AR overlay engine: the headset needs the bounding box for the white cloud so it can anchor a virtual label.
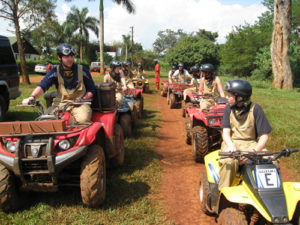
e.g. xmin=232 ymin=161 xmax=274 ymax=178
xmin=55 ymin=3 xmax=71 ymax=23
xmin=102 ymin=0 xmax=267 ymax=49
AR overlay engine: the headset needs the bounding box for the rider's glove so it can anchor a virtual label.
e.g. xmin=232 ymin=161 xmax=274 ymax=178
xmin=22 ymin=96 xmax=35 ymax=105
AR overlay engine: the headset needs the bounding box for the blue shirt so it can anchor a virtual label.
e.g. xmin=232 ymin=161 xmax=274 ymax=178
xmin=38 ymin=64 xmax=95 ymax=95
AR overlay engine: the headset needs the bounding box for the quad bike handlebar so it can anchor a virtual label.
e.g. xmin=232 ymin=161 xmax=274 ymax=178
xmin=218 ymin=148 xmax=298 ymax=163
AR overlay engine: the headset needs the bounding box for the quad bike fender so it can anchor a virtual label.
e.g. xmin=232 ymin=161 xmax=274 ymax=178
xmin=283 ymin=182 xmax=300 ymax=220
xmin=193 ymin=113 xmax=208 ymax=126
xmin=92 ymin=111 xmax=116 ymax=137
xmin=204 ymin=150 xmax=220 ymax=184
xmin=219 ymin=183 xmax=272 ymax=222
xmin=135 ymin=89 xmax=143 ymax=96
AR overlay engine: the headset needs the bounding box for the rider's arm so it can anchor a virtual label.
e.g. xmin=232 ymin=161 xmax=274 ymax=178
xmin=30 ymin=86 xmax=45 ymax=99
xmin=216 ymin=76 xmax=225 ymax=97
xmin=198 ymin=78 xmax=205 ymax=94
xmin=83 ymin=67 xmax=95 ymax=97
xmin=255 ymin=134 xmax=269 ymax=152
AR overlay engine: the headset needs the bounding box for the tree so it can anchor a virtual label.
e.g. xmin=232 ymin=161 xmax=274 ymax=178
xmin=121 ymin=34 xmax=131 ymax=60
xmin=271 ymin=0 xmax=293 ymax=89
xmin=99 ymin=0 xmax=135 ymax=74
xmin=65 ymin=6 xmax=99 ymax=62
xmin=0 ymin=0 xmax=56 ymax=84
xmin=195 ymin=29 xmax=218 ymax=42
xmin=166 ymin=36 xmax=220 ymax=69
xmin=153 ymin=29 xmax=187 ymax=56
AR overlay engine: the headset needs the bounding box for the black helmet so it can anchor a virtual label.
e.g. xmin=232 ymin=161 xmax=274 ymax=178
xmin=224 ymin=79 xmax=252 ymax=99
xmin=110 ymin=60 xmax=121 ymax=69
xmin=191 ymin=65 xmax=199 ymax=72
xmin=122 ymin=60 xmax=131 ymax=67
xmin=171 ymin=65 xmax=177 ymax=70
xmin=200 ymin=63 xmax=215 ymax=72
xmin=57 ymin=43 xmax=76 ymax=57
xmin=178 ymin=62 xmax=184 ymax=67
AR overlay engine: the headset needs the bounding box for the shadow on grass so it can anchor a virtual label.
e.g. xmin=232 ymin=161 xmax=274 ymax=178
xmin=6 ymin=111 xmax=39 ymax=121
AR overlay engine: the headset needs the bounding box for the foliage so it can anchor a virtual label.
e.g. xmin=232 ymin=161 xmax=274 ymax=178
xmin=194 ymin=29 xmax=218 ymax=42
xmin=165 ymin=35 xmax=220 ymax=69
xmin=134 ymin=50 xmax=159 ymax=70
xmin=290 ymin=43 xmax=300 ymax=85
xmin=251 ymin=46 xmax=272 ymax=80
xmin=153 ymin=29 xmax=187 ymax=56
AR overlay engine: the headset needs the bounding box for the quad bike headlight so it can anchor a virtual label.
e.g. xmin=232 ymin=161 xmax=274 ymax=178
xmin=58 ymin=140 xmax=71 ymax=150
xmin=6 ymin=141 xmax=17 ymax=153
xmin=208 ymin=119 xmax=217 ymax=125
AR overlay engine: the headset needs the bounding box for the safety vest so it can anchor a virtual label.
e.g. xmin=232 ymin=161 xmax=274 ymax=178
xmin=204 ymin=77 xmax=218 ymax=96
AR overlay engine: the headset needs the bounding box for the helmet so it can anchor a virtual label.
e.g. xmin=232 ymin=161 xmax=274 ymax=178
xmin=178 ymin=62 xmax=184 ymax=67
xmin=110 ymin=60 xmax=121 ymax=69
xmin=137 ymin=62 xmax=142 ymax=66
xmin=122 ymin=60 xmax=131 ymax=67
xmin=153 ymin=59 xmax=158 ymax=63
xmin=191 ymin=65 xmax=199 ymax=72
xmin=171 ymin=65 xmax=177 ymax=70
xmin=224 ymin=79 xmax=252 ymax=99
xmin=57 ymin=43 xmax=76 ymax=57
xmin=200 ymin=63 xmax=215 ymax=72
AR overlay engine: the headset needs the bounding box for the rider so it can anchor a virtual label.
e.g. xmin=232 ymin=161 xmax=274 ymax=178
xmin=22 ymin=43 xmax=95 ymax=123
xmin=104 ymin=60 xmax=127 ymax=104
xmin=122 ymin=60 xmax=134 ymax=89
xmin=154 ymin=59 xmax=160 ymax=90
xmin=183 ymin=65 xmax=201 ymax=101
xmin=198 ymin=63 xmax=224 ymax=110
xmin=168 ymin=65 xmax=177 ymax=83
xmin=135 ymin=62 xmax=146 ymax=79
xmin=172 ymin=62 xmax=191 ymax=83
xmin=219 ymin=79 xmax=272 ymax=191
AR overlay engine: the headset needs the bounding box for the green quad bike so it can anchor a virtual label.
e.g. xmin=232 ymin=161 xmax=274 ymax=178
xmin=200 ymin=149 xmax=300 ymax=225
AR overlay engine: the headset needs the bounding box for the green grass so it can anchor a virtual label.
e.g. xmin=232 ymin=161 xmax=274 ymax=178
xmin=1 ymin=79 xmax=172 ymax=224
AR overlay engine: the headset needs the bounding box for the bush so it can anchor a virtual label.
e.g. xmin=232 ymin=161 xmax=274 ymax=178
xmin=251 ymin=46 xmax=272 ymax=80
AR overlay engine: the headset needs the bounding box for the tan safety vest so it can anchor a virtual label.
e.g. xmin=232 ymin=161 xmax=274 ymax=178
xmin=54 ymin=65 xmax=85 ymax=106
xmin=203 ymin=77 xmax=218 ymax=96
xmin=178 ymin=71 xmax=186 ymax=83
xmin=105 ymin=73 xmax=123 ymax=92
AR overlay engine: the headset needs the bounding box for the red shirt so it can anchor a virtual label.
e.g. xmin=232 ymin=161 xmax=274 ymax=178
xmin=155 ymin=64 xmax=160 ymax=77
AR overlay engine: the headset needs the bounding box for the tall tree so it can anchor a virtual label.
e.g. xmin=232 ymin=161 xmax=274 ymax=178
xmin=195 ymin=29 xmax=218 ymax=42
xmin=65 ymin=6 xmax=99 ymax=62
xmin=0 ymin=0 xmax=56 ymax=84
xmin=271 ymin=0 xmax=293 ymax=89
xmin=99 ymin=0 xmax=135 ymax=74
xmin=121 ymin=34 xmax=131 ymax=60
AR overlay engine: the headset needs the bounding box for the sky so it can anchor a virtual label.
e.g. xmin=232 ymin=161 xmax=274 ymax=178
xmin=0 ymin=0 xmax=267 ymax=50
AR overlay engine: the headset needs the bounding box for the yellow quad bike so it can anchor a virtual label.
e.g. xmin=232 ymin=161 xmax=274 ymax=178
xmin=200 ymin=149 xmax=300 ymax=225
xmin=132 ymin=77 xmax=150 ymax=93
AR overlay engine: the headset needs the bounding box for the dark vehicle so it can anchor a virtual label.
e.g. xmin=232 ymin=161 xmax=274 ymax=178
xmin=0 ymin=35 xmax=21 ymax=121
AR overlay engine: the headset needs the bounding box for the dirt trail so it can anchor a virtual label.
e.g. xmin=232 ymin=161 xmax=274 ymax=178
xmin=154 ymin=93 xmax=217 ymax=225
xmin=153 ymin=91 xmax=295 ymax=225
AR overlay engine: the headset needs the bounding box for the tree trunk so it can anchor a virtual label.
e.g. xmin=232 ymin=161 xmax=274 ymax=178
xmin=271 ymin=0 xmax=293 ymax=89
xmin=99 ymin=0 xmax=105 ymax=74
xmin=14 ymin=16 xmax=30 ymax=84
xmin=125 ymin=45 xmax=128 ymax=60
xmin=80 ymin=40 xmax=83 ymax=63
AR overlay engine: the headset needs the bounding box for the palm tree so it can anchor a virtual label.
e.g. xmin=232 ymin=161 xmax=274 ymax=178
xmin=65 ymin=7 xmax=99 ymax=62
xmin=99 ymin=0 xmax=135 ymax=73
xmin=122 ymin=34 xmax=131 ymax=60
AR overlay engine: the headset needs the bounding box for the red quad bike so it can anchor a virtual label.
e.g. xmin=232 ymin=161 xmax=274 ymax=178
xmin=167 ymin=82 xmax=192 ymax=109
xmin=182 ymin=91 xmax=201 ymax=117
xmin=124 ymin=88 xmax=144 ymax=118
xmin=0 ymin=82 xmax=125 ymax=212
xmin=160 ymin=81 xmax=169 ymax=97
xmin=185 ymin=96 xmax=227 ymax=163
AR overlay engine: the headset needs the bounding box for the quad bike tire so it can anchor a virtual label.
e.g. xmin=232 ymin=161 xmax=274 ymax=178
xmin=120 ymin=113 xmax=132 ymax=137
xmin=0 ymin=95 xmax=7 ymax=122
xmin=135 ymin=100 xmax=142 ymax=118
xmin=169 ymin=93 xmax=176 ymax=109
xmin=131 ymin=105 xmax=138 ymax=127
xmin=185 ymin=117 xmax=192 ymax=145
xmin=199 ymin=173 xmax=215 ymax=215
xmin=292 ymin=203 xmax=300 ymax=225
xmin=80 ymin=144 xmax=106 ymax=207
xmin=218 ymin=208 xmax=248 ymax=225
xmin=192 ymin=126 xmax=209 ymax=163
xmin=144 ymin=84 xmax=149 ymax=93
xmin=0 ymin=163 xmax=21 ymax=212
xmin=182 ymin=102 xmax=193 ymax=118
xmin=167 ymin=90 xmax=170 ymax=105
xmin=111 ymin=123 xmax=125 ymax=167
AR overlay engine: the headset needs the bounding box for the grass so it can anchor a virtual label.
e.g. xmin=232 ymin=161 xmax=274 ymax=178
xmin=1 ymin=78 xmax=172 ymax=224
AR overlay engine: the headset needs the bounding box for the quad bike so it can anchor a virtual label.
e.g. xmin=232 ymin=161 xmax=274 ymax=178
xmin=132 ymin=77 xmax=150 ymax=93
xmin=167 ymin=82 xmax=192 ymax=109
xmin=182 ymin=91 xmax=201 ymax=117
xmin=117 ymin=94 xmax=138 ymax=138
xmin=0 ymin=82 xmax=125 ymax=211
xmin=185 ymin=95 xmax=227 ymax=162
xmin=124 ymin=88 xmax=144 ymax=118
xmin=160 ymin=81 xmax=169 ymax=97
xmin=200 ymin=149 xmax=300 ymax=225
